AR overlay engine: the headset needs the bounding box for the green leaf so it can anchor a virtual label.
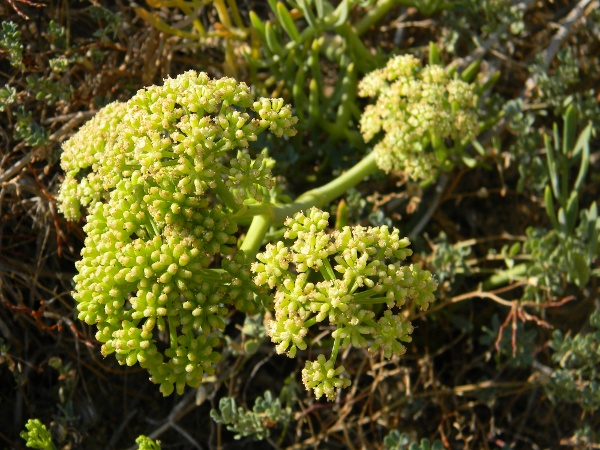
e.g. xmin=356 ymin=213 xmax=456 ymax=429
xmin=461 ymin=155 xmax=478 ymax=168
xmin=326 ymin=0 xmax=350 ymax=27
xmin=283 ymin=47 xmax=300 ymax=83
xmin=0 ymin=21 xmax=23 ymax=68
xmin=571 ymin=252 xmax=590 ymax=287
xmin=267 ymin=0 xmax=278 ymax=14
xmin=249 ymin=10 xmax=266 ymax=40
xmin=509 ymin=242 xmax=521 ymax=257
xmin=264 ymin=22 xmax=284 ymax=55
xmin=308 ymin=78 xmax=320 ymax=124
xmin=335 ymin=62 xmax=357 ymax=127
xmin=473 ymin=69 xmax=500 ymax=95
xmin=544 ymin=134 xmax=561 ymax=204
xmin=564 ymin=191 xmax=579 ymax=236
xmin=428 ymin=41 xmax=441 ymax=65
xmin=276 ymin=2 xmax=301 ymax=43
xmin=558 ymin=207 xmax=568 ymax=235
xmin=315 ymin=0 xmax=325 ymax=18
xmin=292 ymin=65 xmax=307 ymax=121
xmin=552 ymin=121 xmax=560 ymax=156
xmin=297 ymin=0 xmax=319 ymax=29
xmin=586 ymin=205 xmax=599 ymax=259
xmin=309 ymin=37 xmax=324 ymax=86
xmin=562 ymin=104 xmax=577 ymax=156
xmin=461 ymin=60 xmax=480 ymax=83
xmin=544 ymin=185 xmax=559 ymax=231
xmin=335 ymin=199 xmax=348 ymax=229
xmin=573 ymin=124 xmax=591 ymax=192
xmin=244 ymin=339 xmax=260 ymax=355
xmin=572 ymin=123 xmax=592 ymax=158
xmin=471 ymin=139 xmax=486 ymax=155
xmin=220 ymin=397 xmax=236 ymax=423
xmin=0 ymin=84 xmax=16 ymax=112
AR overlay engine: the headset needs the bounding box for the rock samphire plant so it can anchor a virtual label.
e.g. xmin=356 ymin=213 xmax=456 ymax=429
xmin=58 ymin=55 xmax=478 ymax=399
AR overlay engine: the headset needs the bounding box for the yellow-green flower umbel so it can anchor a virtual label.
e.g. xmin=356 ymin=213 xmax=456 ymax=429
xmin=59 ymin=71 xmax=297 ymax=395
xmin=252 ymin=207 xmax=437 ymax=400
xmin=359 ymin=54 xmax=479 ymax=181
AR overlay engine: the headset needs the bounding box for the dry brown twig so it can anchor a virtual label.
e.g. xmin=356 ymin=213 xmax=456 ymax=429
xmin=5 ymin=0 xmax=46 ymax=20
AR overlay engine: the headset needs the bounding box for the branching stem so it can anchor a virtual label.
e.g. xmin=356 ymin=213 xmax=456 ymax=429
xmin=240 ymin=151 xmax=379 ymax=259
xmin=272 ymin=151 xmax=378 ymax=223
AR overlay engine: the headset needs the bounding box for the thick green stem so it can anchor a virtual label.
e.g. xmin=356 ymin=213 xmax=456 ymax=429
xmin=271 ymin=151 xmax=379 ymax=223
xmin=330 ymin=336 xmax=342 ymax=362
xmin=237 ymin=152 xmax=378 ymax=260
xmin=305 ymin=316 xmax=318 ymax=328
xmin=239 ymin=214 xmax=272 ymax=262
xmin=232 ymin=202 xmax=275 ymax=223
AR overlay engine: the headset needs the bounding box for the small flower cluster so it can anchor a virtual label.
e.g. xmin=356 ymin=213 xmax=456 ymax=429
xmin=358 ymin=55 xmax=478 ymax=181
xmin=252 ymin=207 xmax=437 ymax=400
xmin=59 ymin=71 xmax=297 ymax=395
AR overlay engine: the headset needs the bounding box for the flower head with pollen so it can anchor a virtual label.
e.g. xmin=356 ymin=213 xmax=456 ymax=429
xmin=59 ymin=71 xmax=297 ymax=395
xmin=252 ymin=207 xmax=437 ymax=400
xmin=358 ymin=55 xmax=479 ymax=181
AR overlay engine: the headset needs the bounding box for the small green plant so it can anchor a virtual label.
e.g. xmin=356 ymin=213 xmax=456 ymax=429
xmin=14 ymin=107 xmax=48 ymax=147
xmin=383 ymin=429 xmax=444 ymax=450
xmin=246 ymin=0 xmax=377 ymax=141
xmin=0 ymin=84 xmax=17 ymax=112
xmin=135 ymin=435 xmax=162 ymax=450
xmin=0 ymin=19 xmax=74 ymax=149
xmin=438 ymin=0 xmax=525 ymax=55
xmin=483 ymin=106 xmax=598 ymax=301
xmin=133 ymin=0 xmax=247 ymax=78
xmin=26 ymin=73 xmax=72 ymax=105
xmin=530 ymin=47 xmax=600 ymax=127
xmin=20 ymin=418 xmax=161 ymax=449
xmin=0 ymin=21 xmax=23 ymax=68
xmin=89 ymin=5 xmax=123 ymax=41
xmin=546 ymin=308 xmax=600 ymax=411
xmin=428 ymin=231 xmax=472 ymax=287
xmin=480 ymin=313 xmax=538 ymax=368
xmin=210 ymin=390 xmax=293 ymax=440
xmin=20 ymin=419 xmax=56 ymax=450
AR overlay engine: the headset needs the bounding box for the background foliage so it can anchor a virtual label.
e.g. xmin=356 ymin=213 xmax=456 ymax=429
xmin=0 ymin=0 xmax=599 ymax=448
